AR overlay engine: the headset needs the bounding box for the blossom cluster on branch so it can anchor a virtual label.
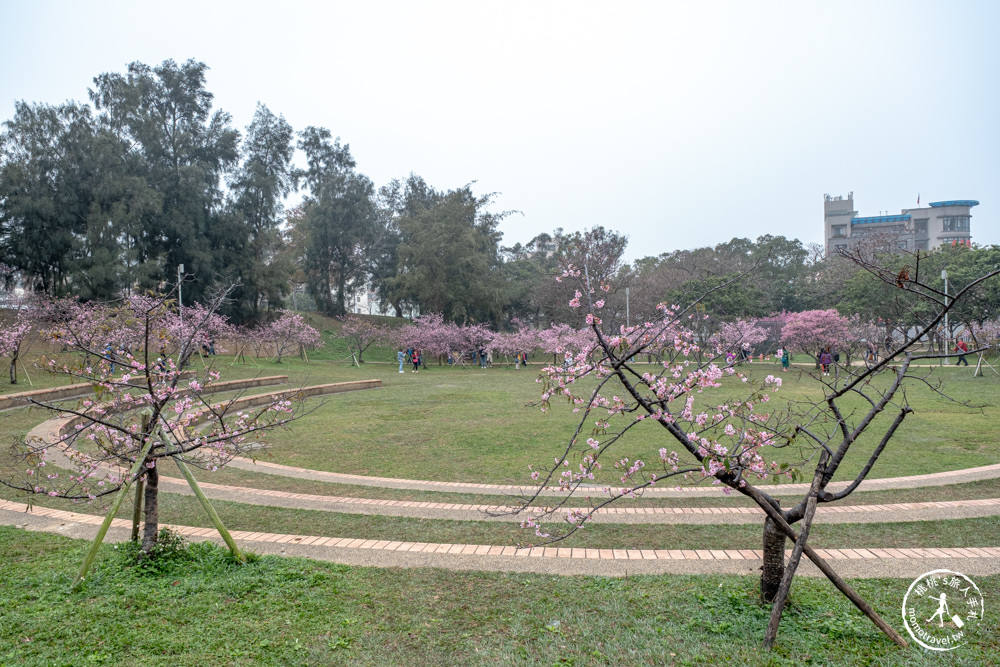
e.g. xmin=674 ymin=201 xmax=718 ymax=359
xmin=3 ymin=293 xmax=303 ymax=508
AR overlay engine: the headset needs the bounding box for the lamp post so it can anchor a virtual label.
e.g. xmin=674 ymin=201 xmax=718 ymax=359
xmin=942 ymin=269 xmax=949 ymax=363
xmin=178 ymin=264 xmax=185 ymax=326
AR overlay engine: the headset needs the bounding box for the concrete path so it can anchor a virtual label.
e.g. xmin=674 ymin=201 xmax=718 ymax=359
xmin=226 ymin=456 xmax=1000 ymax=497
xmin=155 ymin=472 xmax=1000 ymax=525
xmin=4 ymin=499 xmax=1000 ymax=578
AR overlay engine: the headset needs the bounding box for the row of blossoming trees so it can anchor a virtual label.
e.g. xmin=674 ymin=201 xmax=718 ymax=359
xmin=337 ymin=314 xmax=594 ymax=366
xmin=0 ymin=298 xmax=324 ymax=384
xmin=337 ymin=308 xmax=1000 ymax=370
xmin=5 ymin=294 xmax=998 ymax=383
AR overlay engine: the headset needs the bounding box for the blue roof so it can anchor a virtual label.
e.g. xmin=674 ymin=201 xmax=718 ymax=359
xmin=928 ymin=200 xmax=979 ymax=208
xmin=851 ymin=214 xmax=911 ymax=225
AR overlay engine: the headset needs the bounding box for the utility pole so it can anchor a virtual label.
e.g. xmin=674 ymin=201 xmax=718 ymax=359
xmin=626 ymin=287 xmax=630 ymax=329
xmin=178 ymin=264 xmax=185 ymax=326
xmin=942 ymin=269 xmax=949 ymax=364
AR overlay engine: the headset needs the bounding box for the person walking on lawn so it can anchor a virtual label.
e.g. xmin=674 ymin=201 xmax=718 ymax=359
xmin=819 ymin=347 xmax=833 ymax=376
xmin=397 ymin=348 xmax=406 ymax=373
xmin=412 ymin=349 xmax=421 ymax=373
xmin=954 ymin=338 xmax=969 ymax=366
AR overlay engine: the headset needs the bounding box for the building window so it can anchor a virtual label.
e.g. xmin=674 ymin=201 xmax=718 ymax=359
xmin=942 ymin=216 xmax=970 ymax=232
xmin=897 ymin=241 xmax=907 ymax=249
xmin=831 ymin=225 xmax=847 ymax=238
xmin=914 ymin=218 xmax=928 ymax=234
xmin=915 ymin=239 xmax=928 ymax=250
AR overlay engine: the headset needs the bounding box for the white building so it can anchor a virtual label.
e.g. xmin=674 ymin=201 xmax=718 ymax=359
xmin=825 ymin=193 xmax=977 ymax=255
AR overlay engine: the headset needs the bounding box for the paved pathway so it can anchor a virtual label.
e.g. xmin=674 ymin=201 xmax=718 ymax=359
xmin=225 ymin=457 xmax=1000 ymax=497
xmin=4 ymin=499 xmax=1000 ymax=578
xmin=155 ymin=473 xmax=1000 ymax=525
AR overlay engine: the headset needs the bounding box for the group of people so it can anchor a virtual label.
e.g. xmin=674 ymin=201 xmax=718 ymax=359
xmin=398 ymin=347 xmax=421 ymax=373
xmin=397 ymin=347 xmax=530 ymax=373
xmin=396 ymin=336 xmax=974 ymax=377
xmin=447 ymin=348 xmax=493 ymax=368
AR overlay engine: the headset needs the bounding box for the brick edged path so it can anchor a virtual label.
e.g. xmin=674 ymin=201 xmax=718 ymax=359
xmin=225 ymin=457 xmax=1000 ymax=497
xmin=154 ymin=474 xmax=1000 ymax=525
xmin=4 ymin=499 xmax=1000 ymax=578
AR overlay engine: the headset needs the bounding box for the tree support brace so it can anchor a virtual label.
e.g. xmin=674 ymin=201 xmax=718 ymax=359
xmin=71 ymin=436 xmax=156 ymax=591
xmin=742 ymin=482 xmax=908 ymax=648
xmin=172 ymin=456 xmax=245 ymax=563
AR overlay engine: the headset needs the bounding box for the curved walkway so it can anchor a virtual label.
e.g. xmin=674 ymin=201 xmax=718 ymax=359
xmin=155 ymin=473 xmax=1000 ymax=525
xmin=224 ymin=456 xmax=1000 ymax=497
xmin=3 ymin=499 xmax=1000 ymax=578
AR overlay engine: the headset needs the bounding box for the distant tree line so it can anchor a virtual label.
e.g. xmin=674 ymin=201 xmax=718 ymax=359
xmin=4 ymin=59 xmax=1000 ymax=334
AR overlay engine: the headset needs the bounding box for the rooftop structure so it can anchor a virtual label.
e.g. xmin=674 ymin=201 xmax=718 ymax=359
xmin=824 ymin=193 xmax=977 ymax=255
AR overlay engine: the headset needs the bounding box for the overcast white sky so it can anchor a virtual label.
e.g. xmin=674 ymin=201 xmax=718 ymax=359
xmin=2 ymin=0 xmax=997 ymax=260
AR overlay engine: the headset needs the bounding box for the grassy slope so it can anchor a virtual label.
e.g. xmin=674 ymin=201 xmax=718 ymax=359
xmin=2 ymin=354 xmax=998 ymax=486
xmin=245 ymin=361 xmax=999 ymax=485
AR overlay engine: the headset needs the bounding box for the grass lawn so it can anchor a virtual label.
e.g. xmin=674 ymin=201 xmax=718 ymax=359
xmin=3 ymin=343 xmax=1000 ymax=667
xmin=227 ymin=360 xmax=1000 ymax=486
xmin=3 ymin=353 xmax=999 ymax=488
xmin=1 ymin=527 xmax=997 ymax=667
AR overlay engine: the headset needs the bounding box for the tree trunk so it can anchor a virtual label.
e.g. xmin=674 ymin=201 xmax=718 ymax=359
xmin=141 ymin=464 xmax=159 ymax=551
xmin=9 ymin=349 xmax=17 ymax=384
xmin=761 ymin=512 xmax=786 ymax=602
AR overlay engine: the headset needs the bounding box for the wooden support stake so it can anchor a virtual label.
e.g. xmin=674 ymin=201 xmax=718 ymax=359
xmin=130 ymin=478 xmax=144 ymax=542
xmin=71 ymin=437 xmax=156 ymax=591
xmin=172 ymin=456 xmax=245 ymax=562
xmin=17 ymin=358 xmax=33 ymax=386
xmin=742 ymin=483 xmax=908 ymax=648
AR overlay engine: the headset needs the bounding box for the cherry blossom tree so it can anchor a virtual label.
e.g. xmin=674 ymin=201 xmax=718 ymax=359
xmin=779 ymin=309 xmax=850 ymax=361
xmin=490 ymin=319 xmax=539 ymax=366
xmin=967 ymin=318 xmax=1000 ymax=350
xmin=260 ymin=311 xmax=323 ymax=362
xmin=460 ymin=322 xmax=495 ymax=365
xmin=844 ymin=316 xmax=883 ymax=367
xmin=508 ymin=250 xmax=1000 ymax=648
xmin=536 ymin=322 xmax=594 ymax=366
xmin=1 ymin=290 xmax=305 ymax=588
xmin=395 ymin=313 xmax=463 ymax=364
xmin=174 ymin=303 xmax=236 ymax=358
xmin=338 ymin=315 xmax=389 ymax=363
xmin=0 ymin=296 xmax=36 ymax=384
xmin=712 ymin=318 xmax=768 ymax=359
